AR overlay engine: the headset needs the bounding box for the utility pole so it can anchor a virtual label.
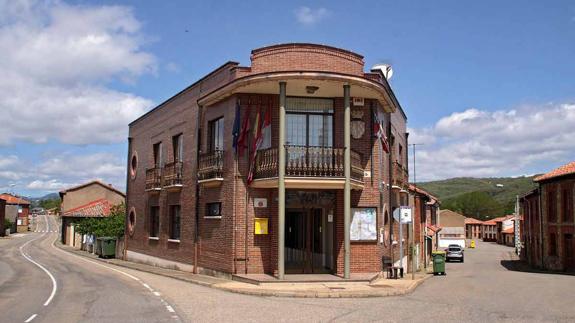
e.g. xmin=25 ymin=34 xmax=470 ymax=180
xmin=410 ymin=144 xmax=423 ymax=280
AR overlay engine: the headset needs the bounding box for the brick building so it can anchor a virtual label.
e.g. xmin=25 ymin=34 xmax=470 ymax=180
xmin=465 ymin=217 xmax=483 ymax=239
xmin=125 ymin=44 xmax=410 ymax=279
xmin=0 ymin=198 xmax=5 ymax=236
xmin=0 ymin=193 xmax=30 ymax=233
xmin=409 ymin=185 xmax=441 ymax=270
xmin=60 ymin=181 xmax=126 ymax=248
xmin=520 ymin=161 xmax=575 ymax=272
xmin=437 ymin=209 xmax=466 ymax=248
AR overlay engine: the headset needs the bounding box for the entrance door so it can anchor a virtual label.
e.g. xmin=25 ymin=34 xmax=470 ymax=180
xmin=285 ymin=209 xmax=331 ymax=274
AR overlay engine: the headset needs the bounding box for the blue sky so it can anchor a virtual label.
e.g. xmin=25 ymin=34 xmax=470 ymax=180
xmin=1 ymin=0 xmax=574 ymax=196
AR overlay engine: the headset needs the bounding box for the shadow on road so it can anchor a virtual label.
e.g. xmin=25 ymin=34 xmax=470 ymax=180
xmin=500 ymin=260 xmax=575 ymax=276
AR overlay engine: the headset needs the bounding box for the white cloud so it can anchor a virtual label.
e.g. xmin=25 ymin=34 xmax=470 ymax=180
xmin=0 ymin=151 xmax=125 ymax=194
xmin=410 ymin=103 xmax=575 ymax=181
xmin=294 ymin=6 xmax=329 ymax=25
xmin=27 ymin=179 xmax=75 ymax=191
xmin=0 ymin=0 xmax=155 ymax=145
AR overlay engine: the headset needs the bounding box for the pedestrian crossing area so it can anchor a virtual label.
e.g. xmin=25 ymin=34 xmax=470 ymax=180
xmin=35 ymin=230 xmax=59 ymax=233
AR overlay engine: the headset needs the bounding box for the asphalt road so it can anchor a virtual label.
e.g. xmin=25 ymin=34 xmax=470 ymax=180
xmin=0 ymin=215 xmax=179 ymax=323
xmin=2 ymin=217 xmax=574 ymax=322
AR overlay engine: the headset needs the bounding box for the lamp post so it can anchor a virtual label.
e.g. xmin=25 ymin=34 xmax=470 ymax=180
xmin=410 ymin=143 xmax=423 ymax=280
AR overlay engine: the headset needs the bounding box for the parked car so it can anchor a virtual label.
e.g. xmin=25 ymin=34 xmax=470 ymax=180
xmin=446 ymin=244 xmax=464 ymax=262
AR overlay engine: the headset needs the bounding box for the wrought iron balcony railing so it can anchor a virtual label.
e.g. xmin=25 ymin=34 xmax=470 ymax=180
xmin=145 ymin=167 xmax=162 ymax=191
xmin=198 ymin=150 xmax=224 ymax=181
xmin=392 ymin=161 xmax=408 ymax=188
xmin=254 ymin=145 xmax=363 ymax=182
xmin=163 ymin=161 xmax=183 ymax=187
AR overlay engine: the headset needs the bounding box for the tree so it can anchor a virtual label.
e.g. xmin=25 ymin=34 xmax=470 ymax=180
xmin=442 ymin=191 xmax=504 ymax=220
xmin=75 ymin=203 xmax=125 ymax=238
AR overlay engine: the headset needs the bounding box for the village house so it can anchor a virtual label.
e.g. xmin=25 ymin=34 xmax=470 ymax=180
xmin=465 ymin=217 xmax=483 ymax=240
xmin=494 ymin=215 xmax=515 ymax=245
xmin=521 ymin=161 xmax=574 ymax=272
xmin=125 ymin=43 xmax=413 ymax=280
xmin=0 ymin=198 xmax=5 ymax=236
xmin=0 ymin=193 xmax=30 ymax=233
xmin=60 ymin=181 xmax=125 ymax=248
xmin=409 ymin=184 xmax=441 ymax=270
xmin=481 ymin=219 xmax=497 ymax=242
xmin=437 ymin=209 xmax=466 ymax=248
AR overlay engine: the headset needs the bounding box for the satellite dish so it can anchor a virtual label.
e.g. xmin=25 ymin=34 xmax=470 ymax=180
xmin=371 ymin=64 xmax=393 ymax=80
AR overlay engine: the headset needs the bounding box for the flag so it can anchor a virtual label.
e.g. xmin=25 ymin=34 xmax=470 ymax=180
xmin=374 ymin=111 xmax=390 ymax=153
xmin=247 ymin=108 xmax=262 ymax=184
xmin=236 ymin=106 xmax=250 ymax=157
xmin=260 ymin=105 xmax=272 ymax=150
xmin=232 ymin=101 xmax=241 ymax=154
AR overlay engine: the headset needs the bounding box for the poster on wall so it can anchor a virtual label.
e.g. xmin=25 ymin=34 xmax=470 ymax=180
xmin=350 ymin=208 xmax=377 ymax=241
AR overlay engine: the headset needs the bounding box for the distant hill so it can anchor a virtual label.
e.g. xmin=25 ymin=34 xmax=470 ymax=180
xmin=27 ymin=192 xmax=60 ymax=208
xmin=418 ymin=176 xmax=538 ymax=220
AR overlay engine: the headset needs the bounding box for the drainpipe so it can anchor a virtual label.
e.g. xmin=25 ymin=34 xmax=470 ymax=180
xmin=387 ymin=112 xmax=394 ymax=266
xmin=278 ymin=82 xmax=286 ymax=280
xmin=343 ymin=84 xmax=351 ymax=279
xmin=124 ymin=137 xmax=133 ymax=260
xmin=194 ymin=102 xmax=203 ymax=274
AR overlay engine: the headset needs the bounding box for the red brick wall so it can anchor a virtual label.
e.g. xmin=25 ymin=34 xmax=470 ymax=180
xmin=126 ymin=44 xmax=409 ymax=276
xmin=250 ymin=44 xmax=365 ymax=76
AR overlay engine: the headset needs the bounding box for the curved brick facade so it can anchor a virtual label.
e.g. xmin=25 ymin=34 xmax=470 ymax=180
xmin=250 ymin=43 xmax=365 ymax=76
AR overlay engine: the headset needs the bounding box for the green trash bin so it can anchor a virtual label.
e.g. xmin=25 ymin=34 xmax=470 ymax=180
xmin=432 ymin=251 xmax=446 ymax=275
xmin=98 ymin=237 xmax=117 ymax=258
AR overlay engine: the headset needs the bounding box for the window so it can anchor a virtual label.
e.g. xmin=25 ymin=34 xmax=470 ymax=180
xmin=130 ymin=152 xmax=138 ymax=178
xmin=153 ymin=142 xmax=163 ymax=168
xmin=169 ymin=205 xmax=181 ymax=240
xmin=149 ymin=206 xmax=160 ymax=238
xmin=286 ymin=97 xmax=333 ymax=147
xmin=172 ymin=134 xmax=183 ymax=162
xmin=548 ymin=191 xmax=557 ymax=223
xmin=209 ymin=117 xmax=224 ymax=152
xmin=562 ymin=187 xmax=573 ymax=223
xmin=128 ymin=208 xmax=136 ymax=235
xmin=206 ymin=202 xmax=222 ymax=218
xmin=549 ymin=232 xmax=557 ymax=256
xmin=398 ymin=144 xmax=403 ymax=165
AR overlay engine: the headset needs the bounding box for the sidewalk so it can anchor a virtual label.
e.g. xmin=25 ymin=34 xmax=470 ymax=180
xmin=57 ymin=242 xmax=433 ymax=298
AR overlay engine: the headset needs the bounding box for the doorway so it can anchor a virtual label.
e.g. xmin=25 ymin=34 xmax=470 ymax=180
xmin=564 ymin=233 xmax=574 ymax=272
xmin=285 ymin=208 xmax=333 ymax=274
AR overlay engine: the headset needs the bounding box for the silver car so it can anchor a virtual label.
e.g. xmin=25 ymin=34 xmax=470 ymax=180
xmin=446 ymin=244 xmax=464 ymax=262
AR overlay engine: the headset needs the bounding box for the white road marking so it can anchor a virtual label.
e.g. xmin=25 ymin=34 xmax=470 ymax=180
xmin=153 ymin=291 xmax=161 ymax=296
xmin=19 ymin=215 xmax=58 ymax=307
xmin=24 ymin=314 xmax=37 ymax=322
xmin=49 ymin=229 xmax=180 ymax=321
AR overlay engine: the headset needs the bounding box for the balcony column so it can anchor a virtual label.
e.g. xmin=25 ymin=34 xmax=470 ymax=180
xmin=343 ymin=84 xmax=351 ymax=279
xmin=278 ymin=81 xmax=287 ymax=280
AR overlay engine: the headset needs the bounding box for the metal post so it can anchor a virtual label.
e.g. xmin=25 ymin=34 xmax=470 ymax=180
xmin=278 ymin=82 xmax=286 ymax=280
xmin=343 ymin=84 xmax=351 ymax=279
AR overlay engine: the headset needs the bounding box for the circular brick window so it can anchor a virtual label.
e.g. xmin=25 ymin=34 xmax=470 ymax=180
xmin=128 ymin=207 xmax=136 ymax=236
xmin=130 ymin=152 xmax=138 ymax=179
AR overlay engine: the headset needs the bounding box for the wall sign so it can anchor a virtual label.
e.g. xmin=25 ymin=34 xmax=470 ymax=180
xmin=254 ymin=198 xmax=267 ymax=208
xmin=350 ymin=208 xmax=377 ymax=241
xmin=353 ymin=97 xmax=365 ymax=106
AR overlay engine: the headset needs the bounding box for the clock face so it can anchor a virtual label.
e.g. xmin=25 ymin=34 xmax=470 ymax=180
xmin=351 ymin=120 xmax=365 ymax=139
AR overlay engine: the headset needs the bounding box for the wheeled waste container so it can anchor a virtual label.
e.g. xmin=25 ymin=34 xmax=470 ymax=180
xmin=432 ymin=251 xmax=446 ymax=275
xmin=98 ymin=237 xmax=117 ymax=258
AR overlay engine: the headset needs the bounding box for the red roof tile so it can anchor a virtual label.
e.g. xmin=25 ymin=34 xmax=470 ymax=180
xmin=62 ymin=199 xmax=113 ymax=218
xmin=534 ymin=161 xmax=575 ymax=182
xmin=502 ymin=227 xmax=514 ymax=234
xmin=0 ymin=193 xmax=30 ymax=205
xmin=465 ymin=217 xmax=484 ymax=225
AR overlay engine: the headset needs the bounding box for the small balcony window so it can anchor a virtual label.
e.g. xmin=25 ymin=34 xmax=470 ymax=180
xmin=206 ymin=202 xmax=222 ymax=219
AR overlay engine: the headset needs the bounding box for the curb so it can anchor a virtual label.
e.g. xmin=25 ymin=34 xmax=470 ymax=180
xmin=55 ymin=243 xmax=432 ymax=298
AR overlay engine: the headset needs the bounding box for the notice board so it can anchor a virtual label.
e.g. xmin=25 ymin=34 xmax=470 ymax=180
xmin=350 ymin=208 xmax=377 ymax=241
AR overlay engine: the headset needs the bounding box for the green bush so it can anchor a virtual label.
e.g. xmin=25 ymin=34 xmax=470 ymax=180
xmin=75 ymin=203 xmax=125 ymax=238
xmin=3 ymin=218 xmax=12 ymax=230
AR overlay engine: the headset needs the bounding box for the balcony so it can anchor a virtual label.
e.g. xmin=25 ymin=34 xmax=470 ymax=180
xmin=392 ymin=161 xmax=408 ymax=189
xmin=198 ymin=150 xmax=224 ymax=187
xmin=252 ymin=145 xmax=364 ymax=190
xmin=163 ymin=161 xmax=183 ymax=191
xmin=145 ymin=167 xmax=162 ymax=192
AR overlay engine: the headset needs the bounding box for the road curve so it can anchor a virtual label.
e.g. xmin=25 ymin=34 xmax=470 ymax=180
xmin=0 ymin=214 xmax=179 ymax=323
